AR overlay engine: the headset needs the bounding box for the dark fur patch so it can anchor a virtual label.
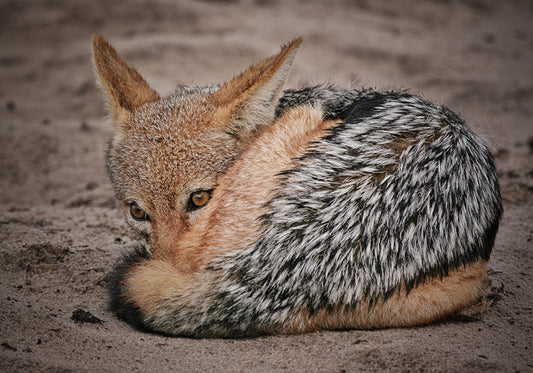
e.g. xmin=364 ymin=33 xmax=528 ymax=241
xmin=108 ymin=244 xmax=152 ymax=331
xmin=338 ymin=91 xmax=387 ymax=122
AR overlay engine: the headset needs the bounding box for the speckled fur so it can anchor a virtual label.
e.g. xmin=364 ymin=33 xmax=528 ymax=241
xmin=93 ymin=35 xmax=502 ymax=337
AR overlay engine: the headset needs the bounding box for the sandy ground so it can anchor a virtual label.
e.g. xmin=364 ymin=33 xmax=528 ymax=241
xmin=1 ymin=0 xmax=532 ymax=372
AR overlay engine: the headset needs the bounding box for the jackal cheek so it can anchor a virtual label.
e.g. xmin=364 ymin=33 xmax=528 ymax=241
xmin=185 ymin=209 xmax=203 ymax=226
xmin=127 ymin=222 xmax=152 ymax=243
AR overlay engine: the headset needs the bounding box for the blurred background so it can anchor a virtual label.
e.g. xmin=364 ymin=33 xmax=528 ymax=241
xmin=0 ymin=1 xmax=531 ymax=371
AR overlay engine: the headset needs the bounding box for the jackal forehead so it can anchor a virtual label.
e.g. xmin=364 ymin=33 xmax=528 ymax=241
xmin=169 ymin=85 xmax=220 ymax=100
xmin=107 ymin=119 xmax=238 ymax=206
xmin=107 ymin=144 xmax=216 ymax=212
xmin=109 ymin=135 xmax=220 ymax=181
xmin=128 ymin=94 xmax=217 ymax=135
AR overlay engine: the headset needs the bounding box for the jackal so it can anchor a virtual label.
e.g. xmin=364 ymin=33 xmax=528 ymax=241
xmin=92 ymin=35 xmax=502 ymax=337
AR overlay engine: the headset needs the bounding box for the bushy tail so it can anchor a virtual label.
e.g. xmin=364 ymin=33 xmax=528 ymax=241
xmin=108 ymin=245 xmax=152 ymax=332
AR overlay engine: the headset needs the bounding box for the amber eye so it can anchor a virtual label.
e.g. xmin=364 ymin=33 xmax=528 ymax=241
xmin=129 ymin=202 xmax=149 ymax=221
xmin=189 ymin=190 xmax=212 ymax=209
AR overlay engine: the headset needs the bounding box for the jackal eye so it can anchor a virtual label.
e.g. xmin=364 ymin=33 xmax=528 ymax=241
xmin=189 ymin=190 xmax=212 ymax=210
xmin=129 ymin=202 xmax=149 ymax=221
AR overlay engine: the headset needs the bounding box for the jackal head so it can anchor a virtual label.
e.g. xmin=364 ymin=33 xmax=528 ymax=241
xmin=92 ymin=35 xmax=302 ymax=256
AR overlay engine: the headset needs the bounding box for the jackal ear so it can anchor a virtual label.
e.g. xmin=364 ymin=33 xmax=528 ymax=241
xmin=92 ymin=34 xmax=160 ymax=125
xmin=212 ymin=38 xmax=303 ymax=144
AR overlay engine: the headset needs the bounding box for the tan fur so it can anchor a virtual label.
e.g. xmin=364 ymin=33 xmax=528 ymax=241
xmin=124 ymin=259 xmax=199 ymax=315
xmin=283 ymin=261 xmax=487 ymax=334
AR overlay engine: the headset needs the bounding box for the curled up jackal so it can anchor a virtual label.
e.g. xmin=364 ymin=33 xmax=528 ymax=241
xmin=92 ymin=34 xmax=502 ymax=337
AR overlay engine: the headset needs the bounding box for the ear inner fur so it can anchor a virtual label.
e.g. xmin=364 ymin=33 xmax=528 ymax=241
xmin=92 ymin=34 xmax=160 ymax=124
xmin=211 ymin=38 xmax=303 ymax=144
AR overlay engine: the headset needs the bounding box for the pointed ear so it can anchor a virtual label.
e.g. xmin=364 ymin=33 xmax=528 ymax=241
xmin=212 ymin=37 xmax=303 ymax=144
xmin=92 ymin=34 xmax=160 ymax=124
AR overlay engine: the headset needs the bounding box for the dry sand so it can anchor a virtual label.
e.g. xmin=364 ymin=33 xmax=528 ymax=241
xmin=1 ymin=0 xmax=532 ymax=371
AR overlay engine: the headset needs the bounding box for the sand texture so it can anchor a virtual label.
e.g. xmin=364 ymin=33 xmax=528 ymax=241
xmin=1 ymin=0 xmax=532 ymax=371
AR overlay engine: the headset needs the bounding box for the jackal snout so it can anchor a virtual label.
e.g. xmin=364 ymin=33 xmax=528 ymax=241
xmin=149 ymin=213 xmax=187 ymax=258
